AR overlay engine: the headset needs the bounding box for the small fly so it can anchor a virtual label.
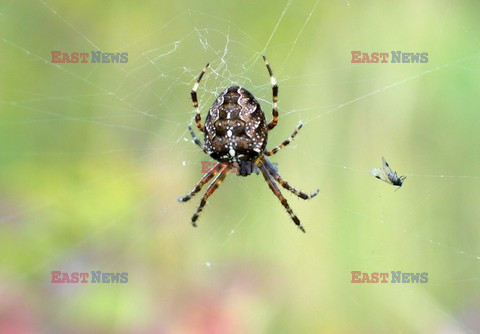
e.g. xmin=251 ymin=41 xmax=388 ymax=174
xmin=370 ymin=156 xmax=406 ymax=189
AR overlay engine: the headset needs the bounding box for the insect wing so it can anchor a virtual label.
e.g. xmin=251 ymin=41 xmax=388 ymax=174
xmin=381 ymin=156 xmax=393 ymax=175
xmin=370 ymin=167 xmax=391 ymax=184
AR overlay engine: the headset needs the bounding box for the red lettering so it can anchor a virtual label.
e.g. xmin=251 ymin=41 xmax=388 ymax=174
xmin=361 ymin=272 xmax=371 ymax=283
xmin=51 ymin=271 xmax=62 ymax=283
xmin=61 ymin=272 xmax=71 ymax=283
xmin=379 ymin=53 xmax=389 ymax=63
xmin=361 ymin=53 xmax=370 ymax=63
xmin=231 ymin=162 xmax=240 ymax=174
xmin=226 ymin=163 xmax=238 ymax=174
xmin=351 ymin=271 xmax=361 ymax=283
xmin=201 ymin=161 xmax=212 ymax=173
xmin=79 ymin=53 xmax=89 ymax=63
xmin=71 ymin=52 xmax=79 ymax=63
xmin=379 ymin=272 xmax=389 ymax=283
xmin=61 ymin=53 xmax=71 ymax=63
xmin=51 ymin=51 xmax=61 ymax=63
xmin=351 ymin=51 xmax=362 ymax=63
xmin=79 ymin=272 xmax=89 ymax=283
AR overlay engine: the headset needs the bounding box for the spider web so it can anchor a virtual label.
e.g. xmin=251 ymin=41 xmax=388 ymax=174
xmin=1 ymin=0 xmax=480 ymax=332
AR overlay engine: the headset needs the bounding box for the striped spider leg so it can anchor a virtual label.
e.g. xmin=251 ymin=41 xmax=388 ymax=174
xmin=258 ymin=155 xmax=319 ymax=232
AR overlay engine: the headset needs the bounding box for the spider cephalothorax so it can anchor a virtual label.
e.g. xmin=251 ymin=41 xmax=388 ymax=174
xmin=178 ymin=56 xmax=319 ymax=232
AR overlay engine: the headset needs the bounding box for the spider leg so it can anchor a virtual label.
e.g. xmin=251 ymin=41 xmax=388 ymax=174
xmin=191 ymin=63 xmax=210 ymax=133
xmin=261 ymin=156 xmax=319 ymax=200
xmin=191 ymin=164 xmax=228 ymax=226
xmin=259 ymin=162 xmax=305 ymax=232
xmin=188 ymin=125 xmax=215 ymax=158
xmin=264 ymin=122 xmax=303 ymax=156
xmin=188 ymin=125 xmax=203 ymax=149
xmin=262 ymin=56 xmax=278 ymax=131
xmin=177 ymin=162 xmax=222 ymax=203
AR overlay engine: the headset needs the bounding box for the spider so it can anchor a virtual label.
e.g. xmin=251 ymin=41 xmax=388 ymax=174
xmin=177 ymin=56 xmax=319 ymax=232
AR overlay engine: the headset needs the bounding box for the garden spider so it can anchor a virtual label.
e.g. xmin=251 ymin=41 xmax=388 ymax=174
xmin=178 ymin=56 xmax=319 ymax=232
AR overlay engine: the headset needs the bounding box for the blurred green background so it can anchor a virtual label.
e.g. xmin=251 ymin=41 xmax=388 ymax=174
xmin=1 ymin=0 xmax=479 ymax=333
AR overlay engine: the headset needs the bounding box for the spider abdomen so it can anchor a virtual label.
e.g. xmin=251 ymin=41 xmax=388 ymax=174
xmin=204 ymin=86 xmax=268 ymax=165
